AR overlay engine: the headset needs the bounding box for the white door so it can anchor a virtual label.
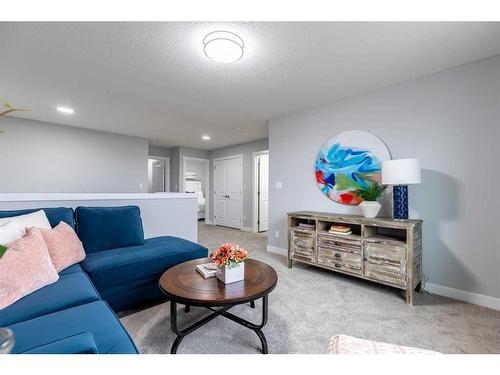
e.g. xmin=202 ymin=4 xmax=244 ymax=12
xmin=151 ymin=160 xmax=165 ymax=192
xmin=258 ymin=154 xmax=269 ymax=232
xmin=214 ymin=156 xmax=243 ymax=229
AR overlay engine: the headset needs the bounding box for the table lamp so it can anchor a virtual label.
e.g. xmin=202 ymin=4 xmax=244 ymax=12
xmin=381 ymin=158 xmax=421 ymax=220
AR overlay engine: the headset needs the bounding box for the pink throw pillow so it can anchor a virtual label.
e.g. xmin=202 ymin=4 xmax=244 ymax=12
xmin=34 ymin=222 xmax=86 ymax=273
xmin=0 ymin=228 xmax=59 ymax=309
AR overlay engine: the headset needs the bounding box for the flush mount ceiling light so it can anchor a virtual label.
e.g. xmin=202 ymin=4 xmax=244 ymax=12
xmin=202 ymin=135 xmax=211 ymax=140
xmin=203 ymin=31 xmax=244 ymax=63
xmin=56 ymin=106 xmax=74 ymax=114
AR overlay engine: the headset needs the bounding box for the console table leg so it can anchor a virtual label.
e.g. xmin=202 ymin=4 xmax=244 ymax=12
xmin=405 ymin=288 xmax=414 ymax=305
xmin=184 ymin=304 xmax=190 ymax=313
xmin=250 ymin=301 xmax=255 ymax=308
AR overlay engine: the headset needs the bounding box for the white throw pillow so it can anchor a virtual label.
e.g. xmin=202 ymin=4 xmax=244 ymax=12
xmin=0 ymin=210 xmax=52 ymax=233
xmin=0 ymin=221 xmax=25 ymax=245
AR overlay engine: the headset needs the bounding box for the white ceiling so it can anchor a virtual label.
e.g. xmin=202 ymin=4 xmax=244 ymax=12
xmin=1 ymin=22 xmax=500 ymax=150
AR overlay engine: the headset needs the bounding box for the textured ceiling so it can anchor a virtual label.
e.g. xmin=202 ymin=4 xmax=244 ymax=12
xmin=1 ymin=22 xmax=500 ymax=149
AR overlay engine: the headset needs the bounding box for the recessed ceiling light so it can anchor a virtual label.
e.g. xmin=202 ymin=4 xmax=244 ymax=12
xmin=57 ymin=106 xmax=74 ymax=114
xmin=203 ymin=31 xmax=244 ymax=63
xmin=202 ymin=135 xmax=211 ymax=140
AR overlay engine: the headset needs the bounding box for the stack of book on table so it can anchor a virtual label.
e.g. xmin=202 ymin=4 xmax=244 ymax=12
xmin=196 ymin=263 xmax=218 ymax=278
xmin=329 ymin=224 xmax=352 ymax=236
xmin=297 ymin=222 xmax=315 ymax=231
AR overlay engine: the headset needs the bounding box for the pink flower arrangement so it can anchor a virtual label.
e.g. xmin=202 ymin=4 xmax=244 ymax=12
xmin=211 ymin=243 xmax=249 ymax=269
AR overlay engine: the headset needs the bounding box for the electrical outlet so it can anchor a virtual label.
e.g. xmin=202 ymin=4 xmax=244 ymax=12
xmin=274 ymin=230 xmax=280 ymax=238
xmin=275 ymin=181 xmax=283 ymax=189
xmin=139 ymin=182 xmax=144 ymax=189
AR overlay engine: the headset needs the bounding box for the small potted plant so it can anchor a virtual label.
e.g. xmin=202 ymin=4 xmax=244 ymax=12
xmin=210 ymin=243 xmax=249 ymax=284
xmin=355 ymin=182 xmax=385 ymax=218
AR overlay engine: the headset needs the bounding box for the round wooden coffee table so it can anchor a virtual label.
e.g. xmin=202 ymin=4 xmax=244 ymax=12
xmin=159 ymin=258 xmax=278 ymax=354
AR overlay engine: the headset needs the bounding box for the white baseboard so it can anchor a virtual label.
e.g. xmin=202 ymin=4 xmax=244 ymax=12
xmin=204 ymin=220 xmax=214 ymax=225
xmin=241 ymin=226 xmax=254 ymax=232
xmin=426 ymin=283 xmax=500 ymax=311
xmin=266 ymin=245 xmax=288 ymax=256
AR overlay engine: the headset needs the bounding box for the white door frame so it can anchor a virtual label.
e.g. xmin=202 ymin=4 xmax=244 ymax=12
xmin=148 ymin=156 xmax=170 ymax=192
xmin=252 ymin=150 xmax=269 ymax=232
xmin=213 ymin=154 xmax=243 ymax=229
xmin=182 ymin=156 xmax=210 ymax=222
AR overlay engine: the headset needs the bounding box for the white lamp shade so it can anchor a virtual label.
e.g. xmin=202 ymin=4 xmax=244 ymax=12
xmin=382 ymin=158 xmax=421 ymax=185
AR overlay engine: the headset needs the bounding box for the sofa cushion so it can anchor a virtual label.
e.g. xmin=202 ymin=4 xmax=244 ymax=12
xmin=83 ymin=236 xmax=208 ymax=291
xmin=59 ymin=263 xmax=84 ymax=276
xmin=75 ymin=206 xmax=145 ymax=254
xmin=20 ymin=332 xmax=98 ymax=354
xmin=8 ymin=301 xmax=138 ymax=354
xmin=0 ymin=221 xmax=24 ymax=245
xmin=0 ymin=271 xmax=100 ymax=326
xmin=0 ymin=228 xmax=59 ymax=310
xmin=0 ymin=207 xmax=75 ymax=229
xmin=0 ymin=209 xmax=52 ymax=231
xmin=37 ymin=222 xmax=86 ymax=272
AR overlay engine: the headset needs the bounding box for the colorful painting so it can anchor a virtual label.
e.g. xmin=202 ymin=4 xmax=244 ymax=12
xmin=315 ymin=130 xmax=391 ymax=205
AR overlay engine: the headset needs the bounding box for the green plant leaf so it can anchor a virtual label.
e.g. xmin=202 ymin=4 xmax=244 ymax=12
xmin=0 ymin=245 xmax=7 ymax=259
xmin=354 ymin=182 xmax=385 ymax=201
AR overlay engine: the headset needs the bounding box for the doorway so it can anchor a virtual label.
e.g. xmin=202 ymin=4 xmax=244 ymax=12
xmin=253 ymin=151 xmax=269 ymax=232
xmin=182 ymin=157 xmax=210 ymax=222
xmin=214 ymin=155 xmax=243 ymax=229
xmin=147 ymin=157 xmax=170 ymax=193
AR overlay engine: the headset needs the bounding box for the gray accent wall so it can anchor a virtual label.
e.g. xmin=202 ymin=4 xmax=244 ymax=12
xmin=0 ymin=117 xmax=149 ymax=193
xmin=209 ymin=138 xmax=269 ymax=229
xmin=268 ymin=55 xmax=500 ymax=300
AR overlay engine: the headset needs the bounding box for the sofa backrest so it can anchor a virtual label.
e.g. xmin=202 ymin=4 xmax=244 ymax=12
xmin=0 ymin=207 xmax=76 ymax=229
xmin=75 ymin=205 xmax=145 ymax=254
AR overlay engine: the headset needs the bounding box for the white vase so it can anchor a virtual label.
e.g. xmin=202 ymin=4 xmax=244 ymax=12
xmin=359 ymin=201 xmax=381 ymax=218
xmin=216 ymin=262 xmax=245 ymax=284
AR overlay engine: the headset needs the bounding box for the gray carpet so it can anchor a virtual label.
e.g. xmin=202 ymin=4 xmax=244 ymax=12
xmin=120 ymin=222 xmax=500 ymax=354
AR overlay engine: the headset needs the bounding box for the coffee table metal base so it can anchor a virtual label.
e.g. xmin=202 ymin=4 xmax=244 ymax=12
xmin=169 ymin=295 xmax=268 ymax=354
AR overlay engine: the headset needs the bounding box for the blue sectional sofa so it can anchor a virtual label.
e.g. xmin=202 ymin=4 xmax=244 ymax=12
xmin=0 ymin=206 xmax=208 ymax=354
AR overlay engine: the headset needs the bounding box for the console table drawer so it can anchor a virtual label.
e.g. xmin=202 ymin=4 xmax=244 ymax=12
xmin=290 ymin=230 xmax=315 ymax=263
xmin=365 ymin=242 xmax=406 ymax=265
xmin=318 ymin=247 xmax=361 ymax=268
xmin=364 ymin=261 xmax=406 ymax=287
xmin=317 ymin=234 xmax=361 ymax=254
xmin=318 ymin=258 xmax=361 ymax=275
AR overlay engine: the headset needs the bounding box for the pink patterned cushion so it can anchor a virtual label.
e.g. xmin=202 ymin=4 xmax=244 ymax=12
xmin=0 ymin=228 xmax=59 ymax=309
xmin=327 ymin=335 xmax=441 ymax=354
xmin=33 ymin=222 xmax=86 ymax=273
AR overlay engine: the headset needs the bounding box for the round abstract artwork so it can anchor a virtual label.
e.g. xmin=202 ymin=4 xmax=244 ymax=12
xmin=315 ymin=130 xmax=391 ymax=205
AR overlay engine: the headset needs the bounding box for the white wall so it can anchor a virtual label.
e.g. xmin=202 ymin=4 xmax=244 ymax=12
xmin=0 ymin=117 xmax=148 ymax=193
xmin=210 ymin=138 xmax=269 ymax=228
xmin=0 ymin=193 xmax=198 ymax=242
xmin=268 ymin=55 xmax=500 ymax=304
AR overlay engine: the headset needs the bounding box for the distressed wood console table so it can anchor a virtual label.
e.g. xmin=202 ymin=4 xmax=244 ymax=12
xmin=287 ymin=211 xmax=422 ymax=304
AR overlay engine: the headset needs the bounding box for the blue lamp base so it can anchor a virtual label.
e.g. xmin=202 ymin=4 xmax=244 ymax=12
xmin=393 ymin=185 xmax=409 ymax=220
